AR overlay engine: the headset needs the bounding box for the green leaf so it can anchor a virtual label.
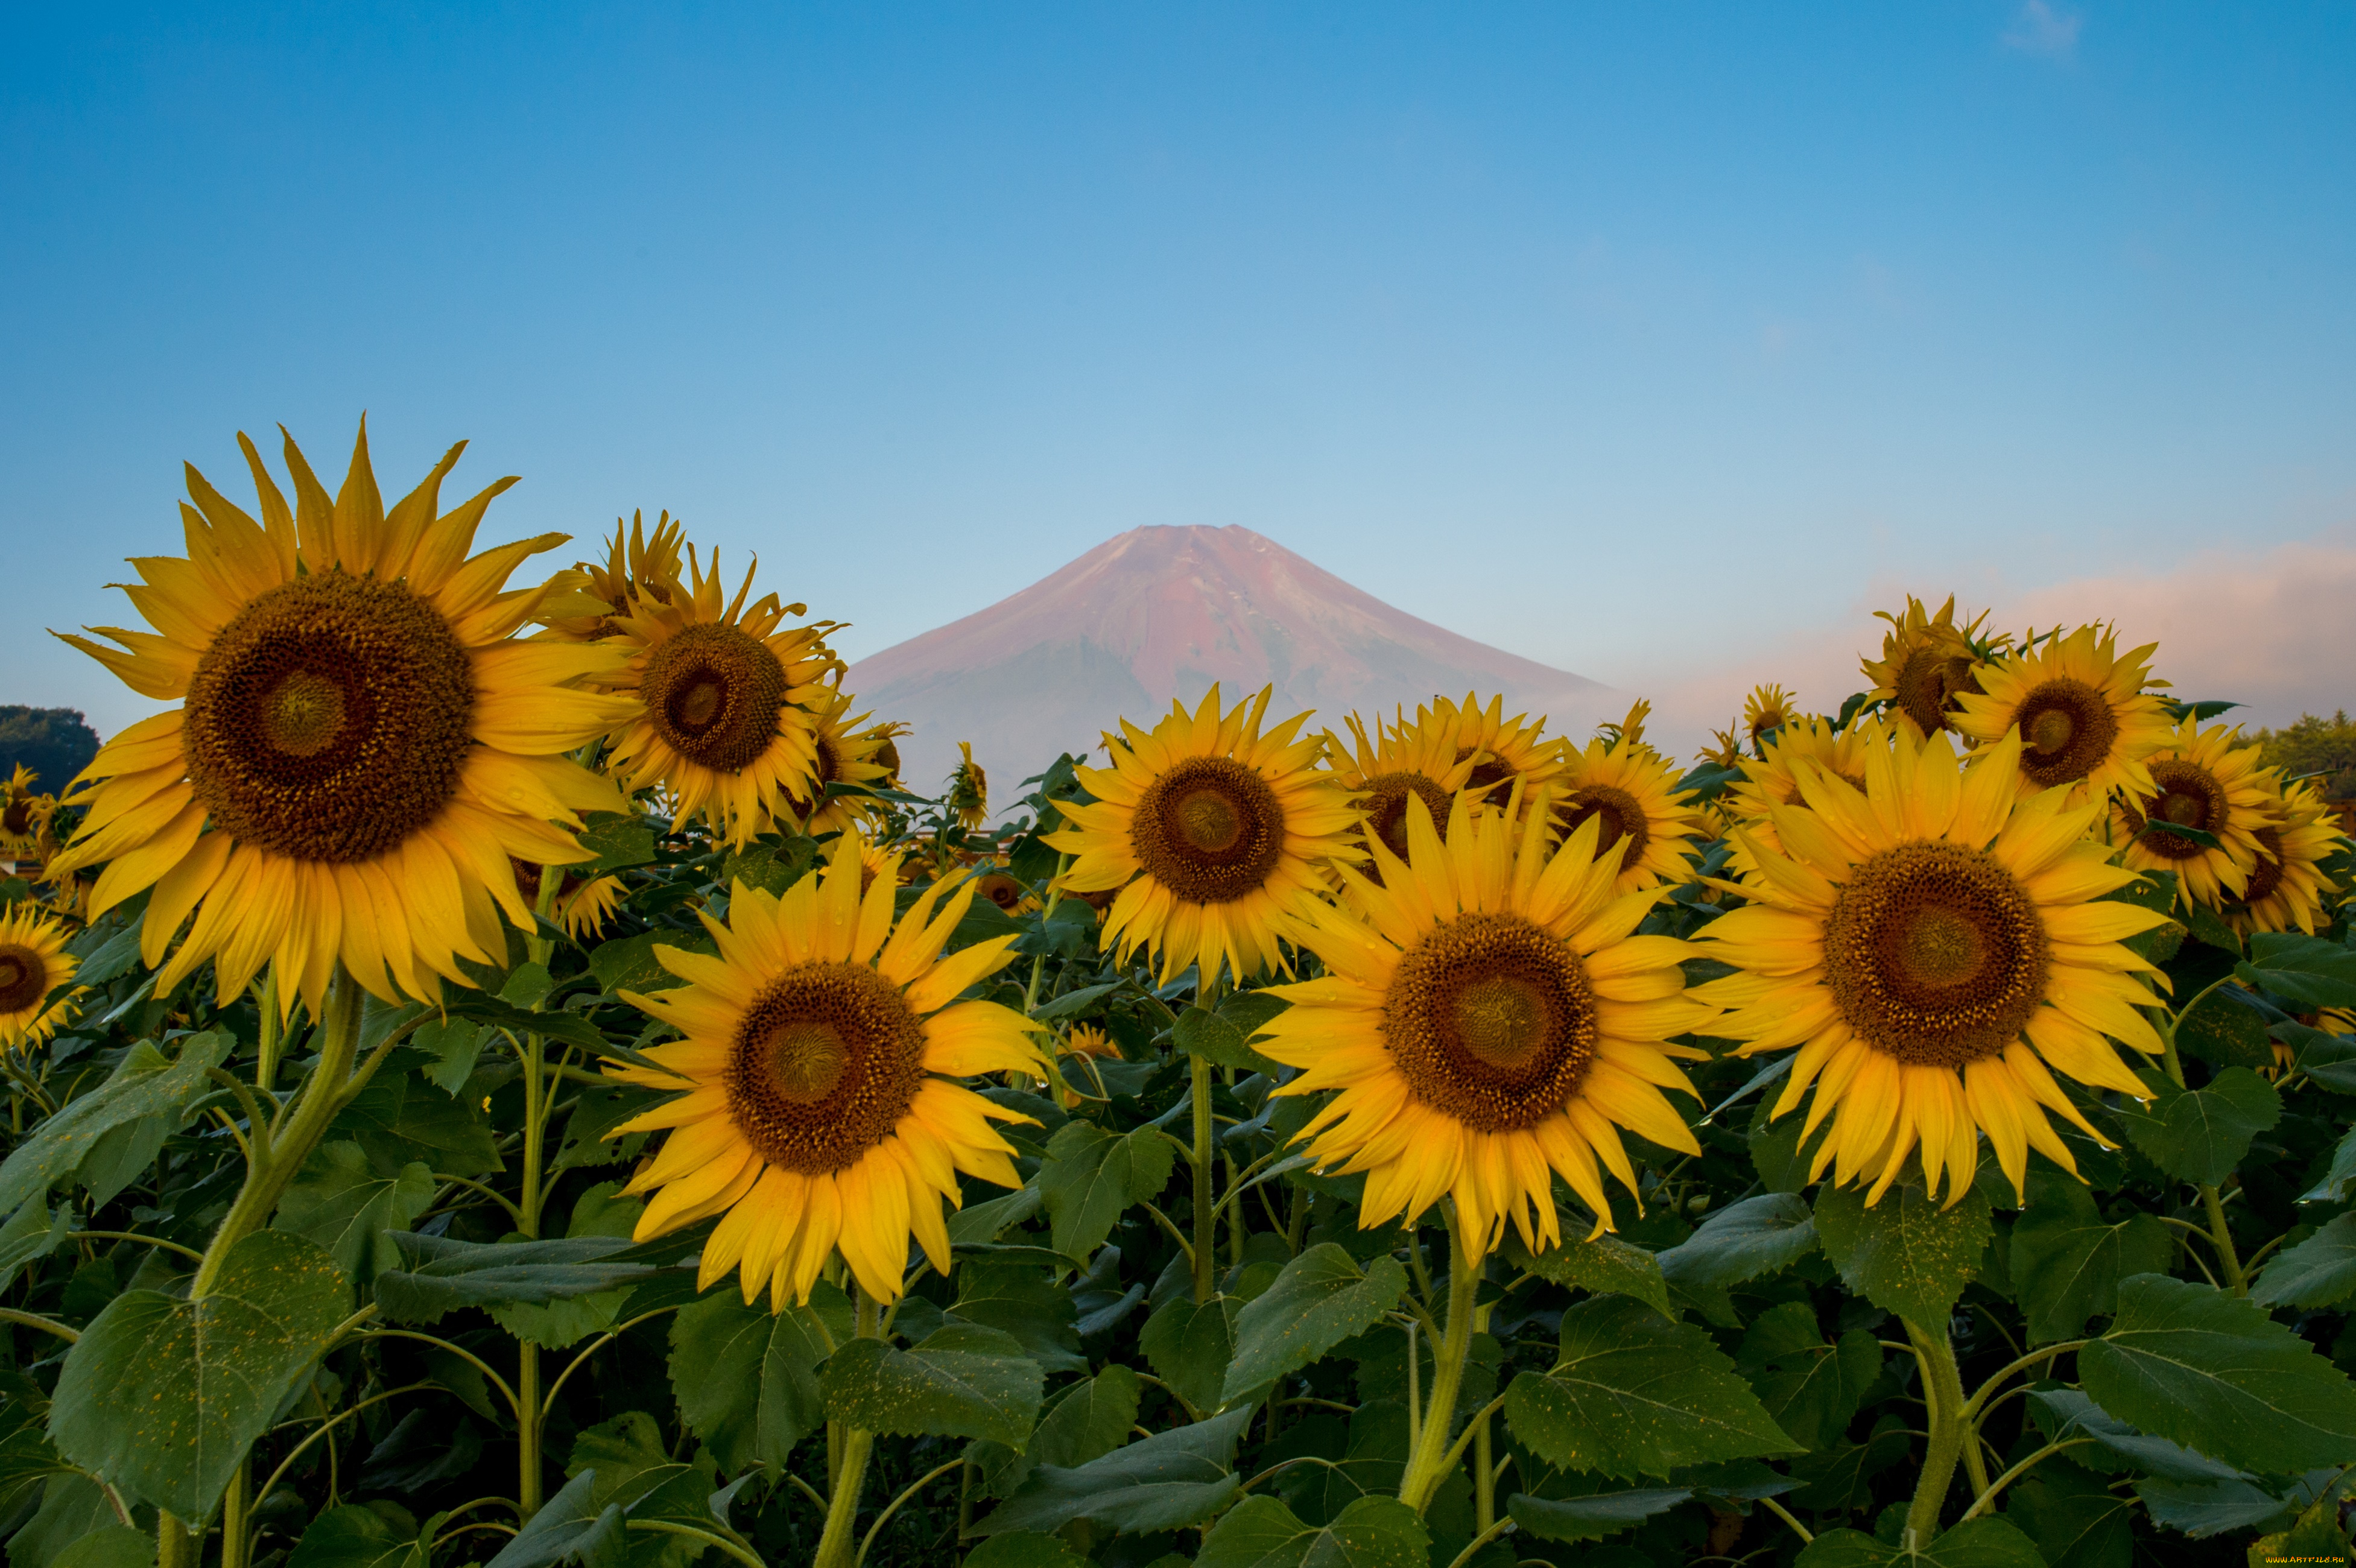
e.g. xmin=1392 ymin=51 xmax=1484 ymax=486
xmin=2181 ymin=897 xmax=2244 ymax=956
xmin=332 ymin=1068 xmax=504 ymax=1178
xmin=1502 ymin=1295 xmax=1799 ymax=1481
xmin=48 ymin=1230 xmax=349 ymax=1519
xmin=551 ymin=1084 xmax=659 ymax=1175
xmin=2007 ymin=1173 xmax=2175 ymax=1342
xmin=820 ymin=1323 xmax=1043 ymax=1446
xmin=569 ymin=812 xmax=657 ymax=872
xmin=2252 ymin=1212 xmax=2356 ymax=1309
xmin=373 ymin=1233 xmax=658 ymax=1325
xmin=1656 ymin=1192 xmax=1817 ymax=1291
xmin=589 ymin=932 xmax=701 ymax=999
xmin=48 ymin=1528 xmax=153 ymax=1568
xmin=9 ymin=1476 xmax=120 ymax=1568
xmin=2302 ymin=1127 xmax=2356 ymax=1204
xmin=486 ymin=1468 xmax=624 ymax=1568
xmin=954 ymin=1263 xmax=1088 ymax=1374
xmin=2173 ymin=985 xmax=2269 ymax=1067
xmin=1140 ymin=1294 xmax=1238 ymax=1415
xmin=0 ymin=1032 xmax=231 ymax=1219
xmin=2237 ymin=932 xmax=2356 ymax=1010
xmin=2023 ymin=1389 xmax=2245 ymax=1482
xmin=409 ymin=1018 xmax=488 ymax=1097
xmin=273 ymin=1142 xmax=434 ymax=1288
xmin=1173 ymin=1007 xmax=1276 ymax=1073
xmin=565 ymin=1411 xmax=702 ymax=1515
xmin=1501 ymin=1231 xmax=1671 ymax=1317
xmin=2114 ymin=1067 xmax=2279 ymax=1185
xmin=2002 ymin=1456 xmax=2136 ymax=1568
xmin=2133 ymin=1476 xmax=2300 ymax=1538
xmin=0 ymin=1198 xmax=74 ymax=1292
xmin=946 ymin=1185 xmax=1043 ymax=1247
xmin=288 ymin=1505 xmax=428 ymax=1568
xmin=439 ymin=994 xmax=611 ymax=1058
xmin=2079 ymin=1272 xmax=2356 ymax=1474
xmin=959 ymin=1535 xmax=1091 ymax=1568
xmin=0 ymin=1409 xmax=80 ymax=1518
xmin=1195 ymin=1494 xmax=1430 ymax=1568
xmin=977 ymin=1407 xmax=1255 ymax=1537
xmin=1221 ymin=1245 xmax=1409 ymax=1405
xmin=1813 ymin=1181 xmax=1992 ymax=1327
xmin=2276 ymin=1022 xmax=2356 ymax=1095
xmin=1030 ymin=982 xmax=1126 ymax=1023
xmin=490 ymin=1184 xmax=645 ymax=1349
xmin=1031 ymin=1364 xmax=1141 ymax=1469
xmin=1507 ymin=1484 xmax=1691 ymax=1542
xmin=1219 ymin=991 xmax=1291 ymax=1042
xmin=667 ymin=1287 xmax=843 ymax=1474
xmin=1794 ymin=1517 xmax=2045 ymax=1567
xmin=1735 ymin=1302 xmax=1881 ymax=1450
xmin=1036 ymin=1122 xmax=1177 ymax=1260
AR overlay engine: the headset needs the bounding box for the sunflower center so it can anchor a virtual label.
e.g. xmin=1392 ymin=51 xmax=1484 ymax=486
xmin=1383 ymin=912 xmax=1598 ymax=1132
xmin=724 ymin=959 xmax=928 ymax=1174
xmin=2123 ymin=759 xmax=2227 ymax=861
xmin=1461 ymin=755 xmax=1516 ymax=807
xmin=1 ymin=801 xmax=31 ymax=836
xmin=1130 ymin=756 xmax=1287 ymax=905
xmin=0 ymin=946 xmax=43 ymax=1013
xmin=1556 ymin=785 xmax=1649 ymax=869
xmin=643 ymin=623 xmax=787 ymax=774
xmin=2013 ymin=678 xmax=2120 ymax=789
xmin=1894 ymin=651 xmax=1979 ymax=734
xmin=183 ymin=571 xmax=474 ymax=864
xmin=1361 ymin=771 xmax=1455 ymax=865
xmin=1824 ymin=841 xmax=2050 ymax=1068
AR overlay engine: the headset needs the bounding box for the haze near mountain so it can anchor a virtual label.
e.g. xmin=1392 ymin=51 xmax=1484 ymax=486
xmin=845 ymin=525 xmax=1616 ymax=811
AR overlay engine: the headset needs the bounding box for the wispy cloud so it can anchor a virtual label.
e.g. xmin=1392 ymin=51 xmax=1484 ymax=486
xmin=2003 ymin=0 xmax=2082 ymax=60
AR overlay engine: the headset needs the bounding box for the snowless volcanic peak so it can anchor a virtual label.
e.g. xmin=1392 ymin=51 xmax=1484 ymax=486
xmin=844 ymin=525 xmax=1615 ymax=809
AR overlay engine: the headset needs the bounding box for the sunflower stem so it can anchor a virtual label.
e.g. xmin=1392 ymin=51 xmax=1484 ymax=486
xmin=1191 ymin=1054 xmax=1217 ymax=1303
xmin=815 ymin=1287 xmax=882 ymax=1568
xmin=511 ymin=863 xmax=565 ymax=1514
xmin=253 ymin=969 xmax=280 ymax=1092
xmin=1901 ymin=1315 xmax=1971 ymax=1547
xmin=1022 ymin=853 xmax=1072 ymax=1017
xmin=1397 ymin=1203 xmax=1485 ymax=1515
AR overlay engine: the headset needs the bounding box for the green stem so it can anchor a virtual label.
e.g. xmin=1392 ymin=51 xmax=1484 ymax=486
xmin=1021 ymin=853 xmax=1071 ymax=1016
xmin=814 ymin=1288 xmax=882 ymax=1568
xmin=1397 ymin=1204 xmax=1485 ymax=1514
xmin=220 ymin=1463 xmax=249 ymax=1568
xmin=515 ymin=864 xmax=563 ymax=1513
xmin=253 ymin=970 xmax=280 ymax=1092
xmin=1472 ymin=1300 xmax=1496 ymax=1532
xmin=2202 ymin=1183 xmax=2248 ymax=1294
xmin=1902 ymin=1317 xmax=1971 ymax=1546
xmin=1191 ymin=1054 xmax=1215 ymax=1303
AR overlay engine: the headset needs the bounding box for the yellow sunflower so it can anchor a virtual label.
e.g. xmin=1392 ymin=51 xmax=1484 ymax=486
xmin=866 ymin=723 xmax=910 ymax=792
xmin=1424 ymin=692 xmax=1565 ymax=809
xmin=0 ymin=906 xmax=82 ymax=1051
xmin=2228 ymin=775 xmax=2345 ymax=935
xmin=1 ymin=768 xmax=54 ymax=862
xmin=1324 ymin=706 xmax=1478 ymax=876
xmin=1696 ymin=724 xmax=1744 ymax=771
xmin=946 ymin=742 xmax=989 ymax=832
xmin=1861 ymin=595 xmax=2001 ymax=738
xmin=47 ymin=423 xmax=639 ymax=1013
xmin=539 ymin=509 xmax=688 ymax=641
xmin=1056 ymin=1021 xmax=1124 ymax=1108
xmin=1045 ymin=685 xmax=1360 ymax=987
xmin=1723 ymin=716 xmax=1893 ymax=874
xmin=2109 ymin=718 xmax=2277 ymax=911
xmin=786 ymin=684 xmax=895 ymax=836
xmin=1550 ymin=730 xmax=1708 ymax=894
xmin=1261 ymin=793 xmax=1711 ymax=1250
xmin=604 ymin=549 xmax=841 ymax=849
xmin=1952 ymin=625 xmax=2171 ymax=801
xmin=510 ymin=858 xmax=625 ymax=941
xmin=1743 ymin=684 xmax=1800 ymax=748
xmin=1694 ymin=728 xmax=2174 ymax=1205
xmin=609 ymin=835 xmax=1043 ymax=1306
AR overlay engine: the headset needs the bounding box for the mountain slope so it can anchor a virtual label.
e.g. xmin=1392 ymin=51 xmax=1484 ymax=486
xmin=844 ymin=525 xmax=1615 ymax=806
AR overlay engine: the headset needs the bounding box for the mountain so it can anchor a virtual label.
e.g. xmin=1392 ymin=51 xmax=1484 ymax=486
xmin=843 ymin=525 xmax=1616 ymax=809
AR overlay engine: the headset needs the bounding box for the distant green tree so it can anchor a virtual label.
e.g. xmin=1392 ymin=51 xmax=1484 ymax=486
xmin=2253 ymin=709 xmax=2356 ymax=799
xmin=0 ymin=706 xmax=101 ymax=792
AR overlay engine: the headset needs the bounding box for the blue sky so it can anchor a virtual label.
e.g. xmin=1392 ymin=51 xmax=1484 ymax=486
xmin=5 ymin=3 xmax=2352 ymax=744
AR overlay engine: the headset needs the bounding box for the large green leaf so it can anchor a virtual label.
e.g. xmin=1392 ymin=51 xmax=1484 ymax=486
xmin=331 ymin=1069 xmax=502 ymax=1178
xmin=2173 ymin=985 xmax=2273 ymax=1069
xmin=569 ymin=812 xmax=657 ymax=873
xmin=1031 ymin=1364 xmax=1139 ymax=1468
xmin=1195 ymin=1494 xmax=1429 ymax=1568
xmin=273 ymin=1142 xmax=433 ymax=1288
xmin=2007 ymin=1174 xmax=2174 ymax=1342
xmin=489 ymin=1184 xmax=645 ymax=1350
xmin=977 ymin=1407 xmax=1255 ymax=1537
xmin=287 ymin=1505 xmax=429 ymax=1568
xmin=954 ymin=1263 xmax=1088 ymax=1374
xmin=1141 ymin=1293 xmax=1238 ymax=1415
xmin=1796 ymin=1517 xmax=2045 ymax=1567
xmin=1221 ymin=1245 xmax=1408 ymax=1405
xmin=1656 ymin=1192 xmax=1817 ymax=1292
xmin=563 ymin=1412 xmax=717 ymax=1568
xmin=1735 ymin=1301 xmax=1881 ymax=1450
xmin=2078 ymin=1273 xmax=2356 ymax=1474
xmin=2302 ymin=1127 xmax=2356 ymax=1204
xmin=667 ymin=1287 xmax=845 ymax=1474
xmin=2235 ymin=932 xmax=2356 ymax=1010
xmin=0 ymin=1032 xmax=230 ymax=1219
xmin=0 ymin=1198 xmax=74 ymax=1292
xmin=1173 ymin=1007 xmax=1277 ymax=1073
xmin=2022 ymin=1389 xmax=2244 ymax=1482
xmin=2133 ymin=1477 xmax=2302 ymax=1539
xmin=1501 ymin=1230 xmax=1670 ymax=1317
xmin=2250 ymin=1213 xmax=2356 ymax=1309
xmin=1507 ymin=1483 xmax=1691 ymax=1543
xmin=820 ymin=1323 xmax=1043 ymax=1447
xmin=1036 ymin=1122 xmax=1177 ymax=1260
xmin=960 ymin=1536 xmax=1091 ymax=1568
xmin=2114 ymin=1067 xmax=2279 ymax=1186
xmin=372 ymin=1233 xmax=659 ymax=1324
xmin=48 ymin=1230 xmax=348 ymax=1519
xmin=48 ymin=1529 xmax=153 ymax=1568
xmin=2003 ymin=1457 xmax=2135 ymax=1568
xmin=1813 ymin=1181 xmax=1991 ymax=1327
xmin=1502 ymin=1295 xmax=1799 ymax=1480
xmin=484 ymin=1468 xmax=623 ymax=1568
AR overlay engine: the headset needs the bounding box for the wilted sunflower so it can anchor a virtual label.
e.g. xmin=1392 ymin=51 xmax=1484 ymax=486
xmin=1953 ymin=625 xmax=2171 ymax=801
xmin=0 ymin=906 xmax=81 ymax=1051
xmin=1324 ymin=706 xmax=1478 ymax=877
xmin=539 ymin=509 xmax=688 ymax=641
xmin=1262 ymin=794 xmax=1711 ymax=1250
xmin=1426 ymin=692 xmax=1564 ymax=809
xmin=946 ymin=742 xmax=989 ymax=832
xmin=1047 ymin=685 xmax=1360 ymax=987
xmin=1861 ymin=596 xmax=2000 ymax=738
xmin=1551 ymin=729 xmax=1708 ymax=894
xmin=604 ymin=549 xmax=841 ymax=849
xmin=786 ymin=685 xmax=896 ymax=836
xmin=2228 ymin=776 xmax=2345 ymax=935
xmin=1743 ymin=684 xmax=1800 ymax=748
xmin=2110 ymin=718 xmax=2277 ymax=911
xmin=1694 ymin=728 xmax=2174 ymax=1204
xmin=610 ymin=835 xmax=1043 ymax=1306
xmin=1723 ymin=716 xmax=1892 ymax=874
xmin=48 ymin=423 xmax=639 ymax=1012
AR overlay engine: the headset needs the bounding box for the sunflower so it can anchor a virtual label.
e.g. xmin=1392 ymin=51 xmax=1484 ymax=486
xmin=866 ymin=723 xmax=910 ymax=792
xmin=1693 ymin=728 xmax=2174 ymax=1204
xmin=2228 ymin=776 xmax=2345 ymax=935
xmin=0 ymin=906 xmax=82 ymax=1051
xmin=1424 ymin=693 xmax=1564 ymax=809
xmin=1952 ymin=625 xmax=2171 ymax=802
xmin=1 ymin=768 xmax=54 ymax=862
xmin=1696 ymin=724 xmax=1744 ymax=771
xmin=1261 ymin=793 xmax=1711 ymax=1249
xmin=1056 ymin=1022 xmax=1124 ymax=1108
xmin=1325 ymin=707 xmax=1478 ymax=877
xmin=2109 ymin=718 xmax=2277 ymax=912
xmin=969 ymin=862 xmax=1037 ymax=916
xmin=603 ymin=549 xmax=841 ymax=849
xmin=946 ymin=742 xmax=989 ymax=832
xmin=1550 ymin=730 xmax=1708 ymax=894
xmin=46 ymin=423 xmax=639 ymax=1013
xmin=540 ymin=509 xmax=688 ymax=642
xmin=1045 ymin=685 xmax=1360 ymax=988
xmin=786 ymin=685 xmax=895 ymax=836
xmin=510 ymin=857 xmax=624 ymax=941
xmin=608 ymin=835 xmax=1043 ymax=1306
xmin=1722 ymin=716 xmax=1892 ymax=874
xmin=1743 ymin=684 xmax=1800 ymax=749
xmin=1861 ymin=596 xmax=2000 ymax=738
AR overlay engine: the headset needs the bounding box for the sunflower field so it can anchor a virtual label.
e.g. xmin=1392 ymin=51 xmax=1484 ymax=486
xmin=3 ymin=429 xmax=2356 ymax=1568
